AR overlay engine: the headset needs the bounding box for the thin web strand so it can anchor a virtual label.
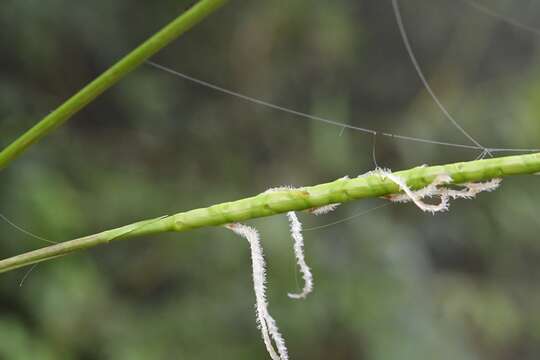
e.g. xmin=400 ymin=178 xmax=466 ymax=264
xmin=146 ymin=61 xmax=540 ymax=154
xmin=391 ymin=0 xmax=491 ymax=156
xmin=463 ymin=0 xmax=540 ymax=36
xmin=304 ymin=203 xmax=391 ymax=232
xmin=19 ymin=263 xmax=38 ymax=287
xmin=0 ymin=213 xmax=57 ymax=244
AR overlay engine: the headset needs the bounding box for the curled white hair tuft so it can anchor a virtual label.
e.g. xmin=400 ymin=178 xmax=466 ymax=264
xmin=378 ymin=169 xmax=501 ymax=212
xmin=377 ymin=169 xmax=451 ymax=214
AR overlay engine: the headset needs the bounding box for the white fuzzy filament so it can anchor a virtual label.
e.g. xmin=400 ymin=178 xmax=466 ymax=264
xmin=377 ymin=169 xmax=502 ymax=212
xmin=445 ymin=178 xmax=502 ymax=199
xmin=286 ymin=212 xmax=314 ymax=300
xmin=225 ymin=223 xmax=289 ymax=360
xmin=378 ymin=169 xmax=452 ymax=213
xmin=309 ymin=203 xmax=341 ymax=215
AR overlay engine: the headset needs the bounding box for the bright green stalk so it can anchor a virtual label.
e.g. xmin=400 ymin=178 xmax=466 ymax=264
xmin=0 ymin=0 xmax=228 ymax=171
xmin=1 ymin=152 xmax=539 ymax=274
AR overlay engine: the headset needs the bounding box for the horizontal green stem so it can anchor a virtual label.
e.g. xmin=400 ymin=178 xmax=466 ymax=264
xmin=0 ymin=0 xmax=228 ymax=171
xmin=1 ymin=152 xmax=539 ymax=274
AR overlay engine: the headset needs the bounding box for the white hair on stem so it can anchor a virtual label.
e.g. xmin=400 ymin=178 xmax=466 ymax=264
xmin=264 ymin=185 xmax=298 ymax=193
xmin=377 ymin=169 xmax=451 ymax=214
xmin=264 ymin=183 xmax=344 ymax=299
xmin=445 ymin=178 xmax=502 ymax=199
xmin=225 ymin=172 xmax=500 ymax=357
xmin=307 ymin=176 xmax=347 ymax=216
xmin=383 ymin=173 xmax=452 ymax=203
xmin=378 ymin=169 xmax=502 ymax=211
xmin=286 ymin=211 xmax=313 ymax=300
xmin=264 ymin=186 xmax=315 ymax=300
xmin=308 ymin=203 xmax=341 ymax=215
xmin=225 ymin=223 xmax=289 ymax=360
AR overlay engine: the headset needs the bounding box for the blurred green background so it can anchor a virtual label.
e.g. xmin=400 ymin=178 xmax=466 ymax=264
xmin=1 ymin=0 xmax=540 ymax=359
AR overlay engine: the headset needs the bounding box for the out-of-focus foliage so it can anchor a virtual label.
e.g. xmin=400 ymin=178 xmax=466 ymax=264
xmin=1 ymin=0 xmax=540 ymax=359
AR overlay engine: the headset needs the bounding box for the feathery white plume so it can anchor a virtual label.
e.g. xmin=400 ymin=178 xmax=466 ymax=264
xmin=384 ymin=173 xmax=452 ymax=203
xmin=445 ymin=178 xmax=502 ymax=199
xmin=264 ymin=184 xmax=341 ymax=299
xmin=308 ymin=203 xmax=341 ymax=215
xmin=286 ymin=212 xmax=314 ymax=300
xmin=225 ymin=223 xmax=289 ymax=360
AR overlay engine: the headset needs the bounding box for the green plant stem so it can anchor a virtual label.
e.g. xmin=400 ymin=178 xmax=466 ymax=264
xmin=0 ymin=0 xmax=228 ymax=171
xmin=1 ymin=152 xmax=539 ymax=274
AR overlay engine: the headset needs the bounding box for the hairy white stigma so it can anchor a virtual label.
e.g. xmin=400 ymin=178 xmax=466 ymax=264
xmin=225 ymin=223 xmax=289 ymax=360
xmin=286 ymin=212 xmax=313 ymax=300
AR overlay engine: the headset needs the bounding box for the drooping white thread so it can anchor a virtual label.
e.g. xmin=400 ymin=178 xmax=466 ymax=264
xmin=225 ymin=223 xmax=289 ymax=360
xmin=286 ymin=212 xmax=313 ymax=300
xmin=264 ymin=182 xmax=343 ymax=301
xmin=264 ymin=186 xmax=316 ymax=300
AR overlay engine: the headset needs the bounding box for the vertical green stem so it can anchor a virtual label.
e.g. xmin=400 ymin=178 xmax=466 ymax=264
xmin=0 ymin=0 xmax=228 ymax=170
